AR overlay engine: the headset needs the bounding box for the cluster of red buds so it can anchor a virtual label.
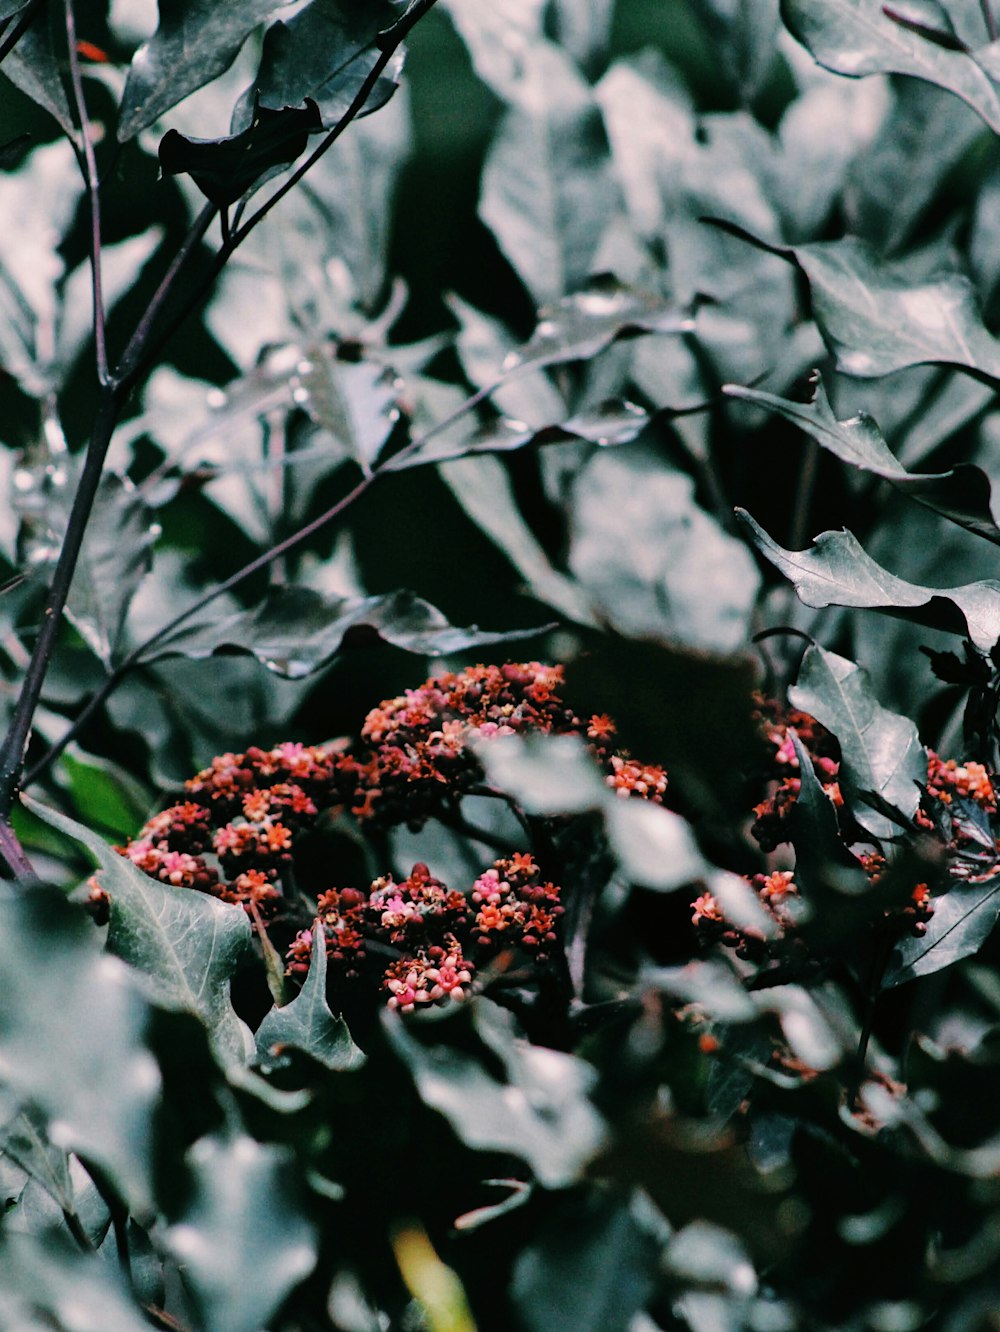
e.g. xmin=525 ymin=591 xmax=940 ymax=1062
xmin=286 ymin=855 xmax=563 ymax=1012
xmin=111 ymin=742 xmax=339 ymax=920
xmin=110 ymin=662 xmax=667 ymax=1012
xmin=691 ymin=699 xmax=1000 ymax=959
xmin=332 ymin=661 xmax=667 ymax=827
xmin=750 ymin=694 xmax=842 ymax=852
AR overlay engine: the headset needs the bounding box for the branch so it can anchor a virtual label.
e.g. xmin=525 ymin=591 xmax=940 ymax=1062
xmin=0 ymin=389 xmax=123 ymax=821
xmin=119 ymin=0 xmax=440 ymax=390
xmin=23 ymin=372 xmax=511 ymax=788
xmin=0 ymin=818 xmax=36 ymax=881
xmin=65 ymin=0 xmax=108 ymax=383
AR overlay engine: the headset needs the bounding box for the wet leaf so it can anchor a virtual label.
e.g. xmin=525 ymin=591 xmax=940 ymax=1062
xmin=738 ymin=509 xmax=1000 ymax=652
xmin=788 ymin=645 xmax=925 ymax=838
xmin=145 ymin=585 xmax=548 ymax=678
xmin=294 ymin=349 xmax=400 ymax=474
xmin=390 ymin=398 xmax=650 ymax=470
xmin=159 ymin=100 xmax=323 ymax=206
xmin=884 ymin=876 xmax=1000 ymax=986
xmin=782 ymin=0 xmax=1000 ymax=132
xmin=24 ymin=796 xmax=252 ymax=1067
xmin=67 ymin=474 xmax=159 ymax=669
xmin=164 ymin=1131 xmax=317 ymax=1332
xmin=119 ymin=0 xmax=296 ymax=140
xmin=727 ymin=376 xmax=1000 ymax=545
xmin=504 ymin=278 xmax=694 ymax=375
xmin=255 ymin=927 xmax=365 ymax=1073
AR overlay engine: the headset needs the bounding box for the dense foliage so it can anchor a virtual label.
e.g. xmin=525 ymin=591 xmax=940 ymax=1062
xmin=5 ymin=0 xmax=1000 ymax=1328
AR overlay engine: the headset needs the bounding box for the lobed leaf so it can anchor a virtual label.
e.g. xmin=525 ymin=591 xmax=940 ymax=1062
xmin=118 ymin=0 xmax=296 ymax=140
xmin=164 ymin=1131 xmax=318 ymax=1332
xmin=236 ymin=0 xmax=407 ymax=130
xmin=24 ymin=796 xmax=252 ymax=1067
xmin=738 ymin=509 xmax=1000 ymax=653
xmin=727 ymin=376 xmax=1000 ymax=545
xmin=144 ymin=585 xmax=549 ymax=678
xmin=717 ymin=227 xmax=1000 ymax=385
xmin=0 ymin=882 xmax=158 ymax=1215
xmin=788 ymin=645 xmax=925 ymax=838
xmin=255 ymin=927 xmax=365 ymax=1073
xmin=385 ymin=1002 xmax=605 ymax=1188
xmin=782 ymin=0 xmax=1000 ymax=133
xmin=158 ymin=100 xmax=323 ymax=206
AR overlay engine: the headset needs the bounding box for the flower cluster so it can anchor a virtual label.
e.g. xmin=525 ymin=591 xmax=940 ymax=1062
xmin=332 ymin=661 xmax=667 ymax=827
xmin=689 ymin=699 xmax=1000 ymax=960
xmin=286 ymin=855 xmax=563 ymax=1012
xmin=112 ymin=662 xmax=659 ymax=1012
xmin=116 ymin=742 xmax=339 ymax=916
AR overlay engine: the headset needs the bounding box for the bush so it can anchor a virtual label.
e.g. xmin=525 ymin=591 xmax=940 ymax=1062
xmin=3 ymin=1 xmax=1000 ymax=1328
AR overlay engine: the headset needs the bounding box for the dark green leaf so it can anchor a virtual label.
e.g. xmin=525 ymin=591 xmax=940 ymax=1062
xmin=788 ymin=644 xmax=925 ymax=838
xmin=385 ymin=1002 xmax=605 ymax=1187
xmin=0 ymin=1104 xmax=73 ymax=1214
xmin=569 ymin=447 xmax=759 ymax=652
xmin=511 ymin=1192 xmax=658 ymax=1332
xmin=145 ymin=586 xmax=548 ymax=678
xmin=293 ymin=349 xmax=399 ymax=475
xmin=389 ymin=398 xmax=650 ymax=470
xmin=0 ymin=1228 xmax=149 ymax=1330
xmin=884 ymin=876 xmax=1000 ymax=986
xmin=238 ymin=0 xmax=406 ymax=130
xmin=164 ymin=1131 xmax=317 ymax=1332
xmin=479 ymin=46 xmax=619 ymax=305
xmin=738 ymin=509 xmax=1000 ymax=652
xmin=781 ymin=0 xmax=1000 ymax=132
xmin=727 ymin=376 xmax=1000 ymax=545
xmin=505 ymin=278 xmax=694 ymax=376
xmin=718 ymin=227 xmax=1000 ymax=384
xmin=881 ymin=1 xmax=966 ymax=51
xmin=118 ymin=0 xmax=296 ymax=140
xmin=67 ymin=474 xmax=159 ymax=669
xmin=255 ymin=925 xmax=365 ymax=1073
xmin=0 ymin=883 xmax=158 ymax=1214
xmin=159 ymin=100 xmax=323 ymax=206
xmin=1 ymin=7 xmax=75 ymax=138
xmin=24 ymin=796 xmax=252 ymax=1066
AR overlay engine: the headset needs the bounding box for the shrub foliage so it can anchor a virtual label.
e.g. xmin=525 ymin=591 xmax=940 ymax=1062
xmin=4 ymin=1 xmax=1000 ymax=1328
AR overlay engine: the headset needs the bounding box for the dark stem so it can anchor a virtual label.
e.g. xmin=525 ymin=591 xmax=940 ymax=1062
xmin=0 ymin=0 xmax=42 ymax=67
xmin=437 ymin=809 xmax=512 ymax=855
xmin=65 ymin=0 xmax=108 ymax=383
xmin=982 ymin=0 xmax=999 ymax=41
xmin=0 ymin=819 xmax=36 ymax=880
xmin=123 ymin=0 xmax=440 ymax=388
xmin=61 ymin=1207 xmax=95 ymax=1252
xmin=0 ymin=389 xmax=122 ymax=821
xmin=788 ymin=438 xmax=820 ymax=553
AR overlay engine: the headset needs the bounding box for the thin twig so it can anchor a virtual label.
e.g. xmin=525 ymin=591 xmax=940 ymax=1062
xmin=0 ymin=389 xmax=123 ymax=817
xmin=0 ymin=818 xmax=36 ymax=880
xmin=24 ymin=373 xmax=513 ymax=788
xmin=64 ymin=0 xmax=108 ymax=383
